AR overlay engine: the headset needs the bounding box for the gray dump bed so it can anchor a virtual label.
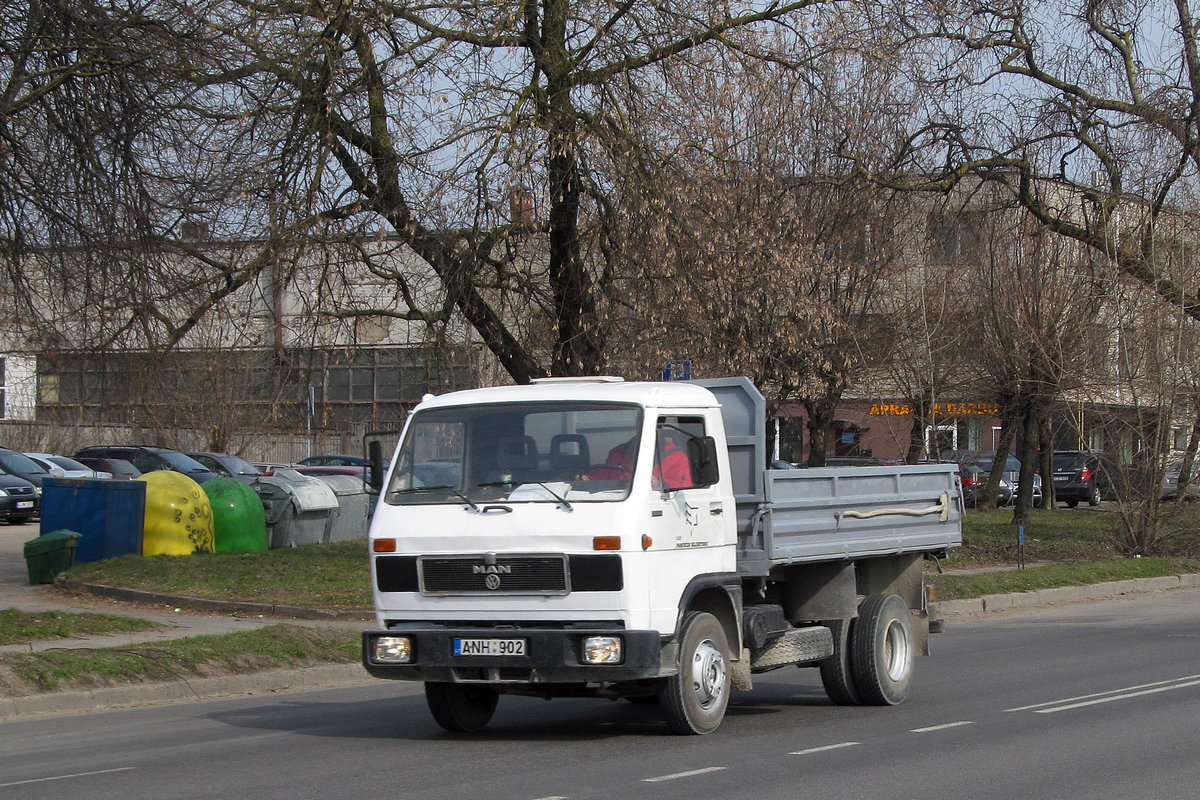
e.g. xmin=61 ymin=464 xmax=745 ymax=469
xmin=693 ymin=378 xmax=964 ymax=577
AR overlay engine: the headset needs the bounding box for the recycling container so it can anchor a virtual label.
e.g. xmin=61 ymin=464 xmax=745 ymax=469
xmin=39 ymin=478 xmax=146 ymax=563
xmin=310 ymin=473 xmax=372 ymax=542
xmin=24 ymin=530 xmax=82 ymax=584
xmin=254 ymin=469 xmax=339 ymax=548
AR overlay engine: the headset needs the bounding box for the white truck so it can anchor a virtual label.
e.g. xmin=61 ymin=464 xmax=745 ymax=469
xmin=362 ymin=377 xmax=963 ymax=734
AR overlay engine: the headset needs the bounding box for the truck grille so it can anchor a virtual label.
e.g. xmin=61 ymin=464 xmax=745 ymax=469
xmin=375 ymin=554 xmax=623 ymax=594
xmin=419 ymin=554 xmax=570 ymax=595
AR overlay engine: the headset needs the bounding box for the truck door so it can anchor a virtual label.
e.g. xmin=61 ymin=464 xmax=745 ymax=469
xmin=647 ymin=415 xmax=727 ymax=554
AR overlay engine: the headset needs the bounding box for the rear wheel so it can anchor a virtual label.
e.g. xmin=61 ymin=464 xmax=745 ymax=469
xmin=851 ymin=594 xmax=914 ymax=706
xmin=425 ymin=682 xmax=499 ymax=732
xmin=818 ymin=617 xmax=862 ymax=705
xmin=659 ymin=611 xmax=731 ymax=734
xmin=1088 ymin=485 xmax=1102 ymax=506
xmin=1066 ymin=499 xmax=1079 ymax=508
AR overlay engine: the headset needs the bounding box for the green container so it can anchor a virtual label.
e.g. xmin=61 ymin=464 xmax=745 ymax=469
xmin=24 ymin=530 xmax=82 ymax=585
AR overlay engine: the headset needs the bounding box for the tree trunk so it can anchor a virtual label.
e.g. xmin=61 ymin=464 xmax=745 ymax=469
xmin=1038 ymin=415 xmax=1055 ymax=512
xmin=804 ymin=397 xmax=839 ymax=468
xmin=984 ymin=417 xmax=1017 ymax=508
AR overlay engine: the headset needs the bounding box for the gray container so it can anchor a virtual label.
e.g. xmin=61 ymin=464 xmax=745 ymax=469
xmin=311 ymin=474 xmax=372 ymax=542
xmin=254 ymin=470 xmax=339 ymax=548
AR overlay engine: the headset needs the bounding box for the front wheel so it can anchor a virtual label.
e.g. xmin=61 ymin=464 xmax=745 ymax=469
xmin=659 ymin=611 xmax=731 ymax=734
xmin=1088 ymin=486 xmax=1102 ymax=506
xmin=424 ymin=682 xmax=499 ymax=732
xmin=851 ymin=594 xmax=914 ymax=706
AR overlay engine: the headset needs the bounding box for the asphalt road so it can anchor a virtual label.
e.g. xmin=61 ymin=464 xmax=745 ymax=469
xmin=2 ymin=588 xmax=1198 ymax=800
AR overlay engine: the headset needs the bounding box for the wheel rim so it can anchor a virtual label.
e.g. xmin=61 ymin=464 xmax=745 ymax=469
xmin=882 ymin=619 xmax=913 ymax=682
xmin=691 ymin=638 xmax=727 ymax=709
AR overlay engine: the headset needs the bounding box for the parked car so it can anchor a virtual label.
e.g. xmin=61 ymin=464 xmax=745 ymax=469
xmin=0 ymin=470 xmax=39 ymax=524
xmin=73 ymin=456 xmax=141 ymax=480
xmin=0 ymin=448 xmax=54 ymax=489
xmin=187 ymin=452 xmax=263 ymax=484
xmin=1161 ymin=457 xmax=1200 ymax=500
xmin=25 ymin=452 xmax=113 ymax=480
xmin=297 ymin=454 xmax=390 ymax=470
xmin=943 ymin=450 xmax=1041 ymax=507
xmin=1051 ymin=450 xmax=1108 ymax=507
xmin=73 ymin=446 xmax=218 ymax=484
xmin=959 ymin=462 xmax=1015 ymax=508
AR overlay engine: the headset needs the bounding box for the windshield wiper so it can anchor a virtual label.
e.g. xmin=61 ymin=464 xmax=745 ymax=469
xmin=477 ymin=481 xmax=572 ymax=511
xmin=391 ymin=485 xmax=479 ymax=511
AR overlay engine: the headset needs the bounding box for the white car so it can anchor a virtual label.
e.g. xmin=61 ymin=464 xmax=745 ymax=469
xmin=25 ymin=453 xmax=113 ymax=480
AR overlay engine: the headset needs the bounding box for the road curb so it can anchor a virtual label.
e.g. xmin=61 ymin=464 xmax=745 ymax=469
xmin=930 ymin=573 xmax=1200 ymax=616
xmin=0 ymin=663 xmax=374 ymax=721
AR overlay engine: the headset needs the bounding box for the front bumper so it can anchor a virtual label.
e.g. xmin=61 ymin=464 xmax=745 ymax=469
xmin=362 ymin=625 xmax=668 ymax=684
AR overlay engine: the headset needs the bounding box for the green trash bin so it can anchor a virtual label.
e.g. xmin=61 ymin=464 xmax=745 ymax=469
xmin=23 ymin=530 xmax=82 ymax=585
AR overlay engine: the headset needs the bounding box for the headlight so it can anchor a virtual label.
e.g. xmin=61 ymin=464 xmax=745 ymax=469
xmin=371 ymin=635 xmax=413 ymax=663
xmin=582 ymin=636 xmax=622 ymax=664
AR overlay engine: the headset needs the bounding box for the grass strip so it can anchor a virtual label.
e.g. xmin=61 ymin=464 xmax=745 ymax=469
xmin=64 ymin=539 xmax=372 ymax=611
xmin=0 ymin=624 xmax=359 ymax=694
xmin=0 ymin=609 xmax=160 ymax=646
xmin=927 ymin=556 xmax=1200 ymax=600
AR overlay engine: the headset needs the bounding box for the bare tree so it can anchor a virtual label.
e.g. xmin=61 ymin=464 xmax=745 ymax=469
xmin=124 ymin=0 xmax=839 ymax=384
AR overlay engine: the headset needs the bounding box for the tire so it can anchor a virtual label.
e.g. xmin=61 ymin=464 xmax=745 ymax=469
xmin=424 ymin=682 xmax=499 ymax=733
xmin=1066 ymin=499 xmax=1079 ymax=508
xmin=1088 ymin=486 xmax=1102 ymax=506
xmin=658 ymin=611 xmax=731 ymax=734
xmin=850 ymin=594 xmax=914 ymax=706
xmin=818 ymin=617 xmax=862 ymax=705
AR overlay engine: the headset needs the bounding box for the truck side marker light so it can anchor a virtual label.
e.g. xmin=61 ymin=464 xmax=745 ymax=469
xmin=373 ymin=539 xmax=397 ymax=553
xmin=593 ymin=536 xmax=621 ymax=550
xmin=642 ymin=534 xmax=653 ymax=550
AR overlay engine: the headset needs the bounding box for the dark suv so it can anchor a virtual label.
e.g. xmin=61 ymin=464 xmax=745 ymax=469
xmin=74 ymin=446 xmax=218 ymax=484
xmin=1051 ymin=451 xmax=1107 ymax=507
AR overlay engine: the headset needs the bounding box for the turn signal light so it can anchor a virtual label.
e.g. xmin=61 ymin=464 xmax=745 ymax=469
xmin=373 ymin=538 xmax=397 ymax=553
xmin=593 ymin=536 xmax=621 ymax=550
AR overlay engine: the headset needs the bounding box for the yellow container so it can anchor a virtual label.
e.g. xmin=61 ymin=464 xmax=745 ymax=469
xmin=139 ymin=471 xmax=214 ymax=556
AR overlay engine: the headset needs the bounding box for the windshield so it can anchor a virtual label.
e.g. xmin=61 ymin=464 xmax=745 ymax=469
xmin=158 ymin=451 xmax=212 ymax=473
xmin=385 ymin=402 xmax=643 ymax=505
xmin=221 ymin=455 xmax=261 ymax=475
xmin=0 ymin=451 xmax=48 ymax=475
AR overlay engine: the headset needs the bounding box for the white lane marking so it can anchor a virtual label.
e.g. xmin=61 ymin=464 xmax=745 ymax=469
xmin=643 ymin=766 xmax=727 ymax=783
xmin=1006 ymin=674 xmax=1200 ymax=713
xmin=0 ymin=767 xmax=136 ymax=788
xmin=911 ymin=721 xmax=975 ymax=733
xmin=1034 ymin=678 xmax=1200 ymax=713
xmin=789 ymin=741 xmax=861 ymax=755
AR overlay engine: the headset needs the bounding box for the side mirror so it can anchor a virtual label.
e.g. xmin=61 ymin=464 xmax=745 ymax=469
xmin=368 ymin=440 xmax=386 ymax=493
xmin=687 ymin=436 xmax=720 ymax=488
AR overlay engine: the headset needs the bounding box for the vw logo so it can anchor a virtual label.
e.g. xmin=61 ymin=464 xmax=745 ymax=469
xmin=485 ymin=574 xmax=502 ymax=590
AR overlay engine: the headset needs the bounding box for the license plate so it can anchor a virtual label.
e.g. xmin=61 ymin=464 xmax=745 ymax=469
xmin=15 ymin=501 xmax=33 ymax=509
xmin=453 ymin=638 xmax=526 ymax=657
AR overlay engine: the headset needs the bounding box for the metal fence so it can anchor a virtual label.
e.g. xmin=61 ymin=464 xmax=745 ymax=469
xmin=0 ymin=420 xmax=371 ymax=466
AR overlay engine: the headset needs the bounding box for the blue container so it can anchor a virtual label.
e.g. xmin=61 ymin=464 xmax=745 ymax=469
xmin=39 ymin=478 xmax=147 ymax=563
